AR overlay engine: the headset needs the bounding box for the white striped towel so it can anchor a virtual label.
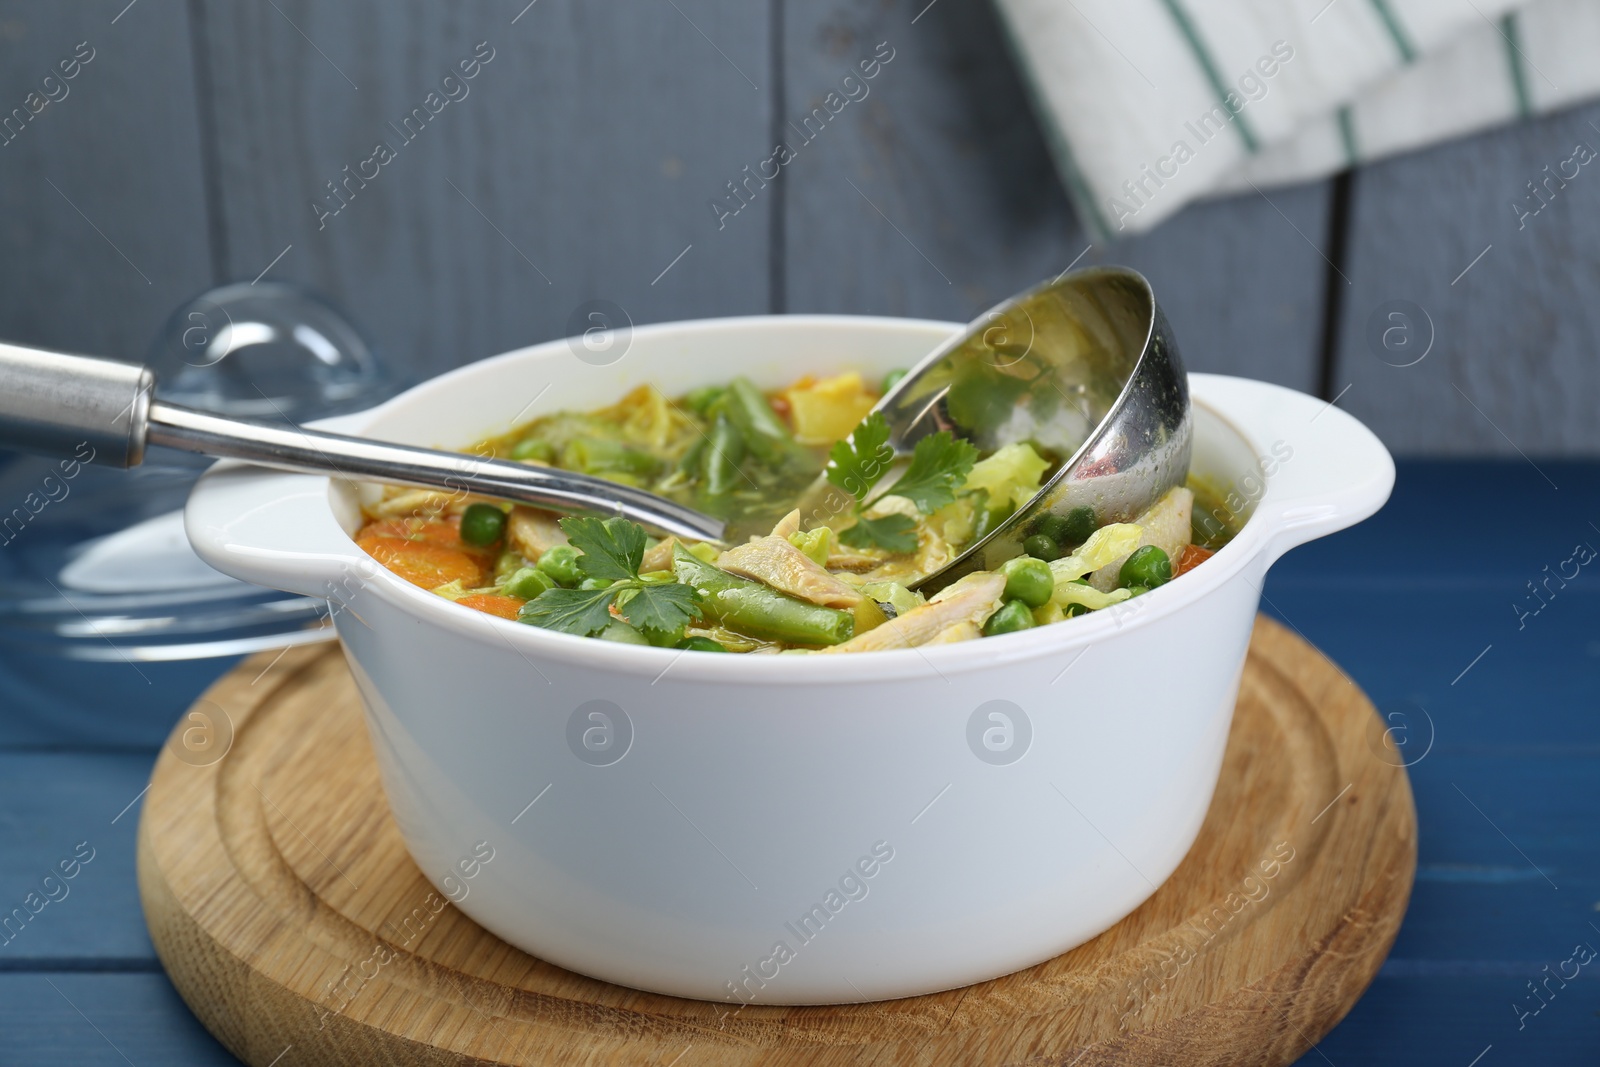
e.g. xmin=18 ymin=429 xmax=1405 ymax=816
xmin=992 ymin=0 xmax=1600 ymax=238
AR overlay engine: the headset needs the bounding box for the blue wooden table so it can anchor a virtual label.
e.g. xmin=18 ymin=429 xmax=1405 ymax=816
xmin=1 ymin=457 xmax=1595 ymax=1065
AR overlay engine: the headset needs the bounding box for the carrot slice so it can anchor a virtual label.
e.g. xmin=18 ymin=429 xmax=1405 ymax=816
xmin=357 ymin=535 xmax=486 ymax=589
xmin=358 ymin=517 xmax=466 ymax=546
xmin=455 ymin=594 xmax=524 ymax=620
xmin=1175 ymin=544 xmax=1215 ymax=576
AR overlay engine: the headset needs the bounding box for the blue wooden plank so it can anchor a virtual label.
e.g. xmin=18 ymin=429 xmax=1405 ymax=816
xmin=780 ymin=0 xmax=1329 ymax=391
xmin=0 ymin=655 xmax=239 ymax=750
xmin=1269 ymin=459 xmax=1598 ymax=587
xmin=0 ymin=973 xmax=237 ymax=1065
xmin=1312 ymin=975 xmax=1599 ymax=1066
xmin=194 ymin=0 xmax=774 ymax=385
xmin=0 ymin=754 xmax=155 ymax=966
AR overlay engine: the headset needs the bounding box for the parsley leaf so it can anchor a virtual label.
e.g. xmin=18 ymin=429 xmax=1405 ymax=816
xmin=875 ymin=431 xmax=978 ymax=513
xmin=516 ymin=587 xmax=618 ymax=636
xmin=838 ymin=513 xmax=919 ymax=553
xmin=559 ymin=516 xmax=645 ymax=582
xmin=825 ymin=411 xmax=895 ymax=503
xmin=520 ymin=517 xmax=704 ymax=641
xmin=615 ymin=582 xmax=702 ymax=638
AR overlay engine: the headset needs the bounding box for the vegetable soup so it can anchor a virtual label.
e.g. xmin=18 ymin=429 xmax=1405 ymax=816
xmin=353 ymin=371 xmax=1237 ymax=654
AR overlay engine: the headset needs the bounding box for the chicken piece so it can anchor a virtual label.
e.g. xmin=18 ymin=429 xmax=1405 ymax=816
xmin=717 ymin=537 xmax=863 ymax=608
xmin=824 ymin=547 xmax=888 ymax=572
xmin=821 ymin=572 xmax=1004 ymax=653
xmin=926 ymin=620 xmax=981 ymax=645
xmin=641 ymin=537 xmax=678 ymax=572
xmin=505 ymin=506 xmax=569 ymax=562
xmin=769 ymin=509 xmax=801 ymax=540
xmin=1089 ymin=487 xmax=1193 ymax=592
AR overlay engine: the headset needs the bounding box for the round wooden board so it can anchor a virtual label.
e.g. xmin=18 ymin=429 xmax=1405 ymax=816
xmin=138 ymin=616 xmax=1415 ymax=1067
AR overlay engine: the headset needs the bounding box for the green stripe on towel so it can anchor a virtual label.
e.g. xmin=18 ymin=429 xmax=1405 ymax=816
xmin=1155 ymin=0 xmax=1259 ymax=152
xmin=1337 ymin=107 xmax=1359 ymax=168
xmin=1501 ymin=13 xmax=1533 ymax=118
xmin=1366 ymin=0 xmax=1417 ymax=63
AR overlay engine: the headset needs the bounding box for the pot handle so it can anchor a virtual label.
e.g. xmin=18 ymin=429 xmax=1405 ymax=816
xmin=1198 ymin=376 xmax=1395 ymax=567
xmin=184 ymin=411 xmax=383 ymax=600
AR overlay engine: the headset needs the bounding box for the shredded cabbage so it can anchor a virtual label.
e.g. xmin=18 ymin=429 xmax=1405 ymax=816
xmin=859 ymin=580 xmax=925 ymax=615
xmin=685 ymin=542 xmax=720 ymax=564
xmin=1049 ymin=523 xmax=1143 ymax=582
xmin=962 ymin=443 xmax=1050 ymax=511
xmin=1051 ymin=582 xmax=1133 ymax=612
xmin=787 ymin=527 xmax=834 ymax=566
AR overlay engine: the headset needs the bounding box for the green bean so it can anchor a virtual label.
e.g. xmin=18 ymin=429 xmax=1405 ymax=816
xmin=1000 ymin=556 xmax=1054 ymax=608
xmin=702 ymin=412 xmax=747 ymax=495
xmin=720 ymin=377 xmax=806 ymax=469
xmin=1119 ymin=545 xmax=1171 ymax=589
xmin=510 ymin=437 xmax=554 ymax=462
xmin=970 ymin=492 xmax=1015 ymax=543
xmin=677 ymin=436 xmax=709 ymax=477
xmin=673 ymin=547 xmax=854 ymax=646
xmin=536 ymin=545 xmax=582 ymax=587
xmin=561 ymin=436 xmax=659 ymax=476
xmin=983 ymin=600 xmax=1035 ymax=636
xmin=460 ymin=503 xmax=507 ymax=546
xmin=685 ymin=385 xmax=726 ymax=415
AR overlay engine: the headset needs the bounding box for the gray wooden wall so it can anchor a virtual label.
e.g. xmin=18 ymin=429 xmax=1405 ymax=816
xmin=1 ymin=0 xmax=1595 ymax=455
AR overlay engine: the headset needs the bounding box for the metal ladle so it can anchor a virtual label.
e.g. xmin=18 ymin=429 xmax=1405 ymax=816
xmin=0 ymin=266 xmax=1188 ymax=585
xmin=0 ymin=344 xmax=728 ymax=543
xmin=857 ymin=265 xmax=1192 ymax=593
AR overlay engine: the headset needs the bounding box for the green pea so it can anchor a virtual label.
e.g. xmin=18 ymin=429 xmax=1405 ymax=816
xmin=1000 ymin=556 xmax=1054 ymax=608
xmin=1063 ymin=602 xmax=1090 ymax=618
xmin=599 ymin=620 xmax=651 ymax=645
xmin=881 ymin=368 xmax=908 ymax=394
xmin=675 ymin=636 xmax=728 ymax=652
xmin=1062 ymin=506 xmax=1098 ymax=544
xmin=510 ymin=437 xmax=554 ymax=462
xmin=1022 ymin=533 xmax=1061 ymax=562
xmin=1032 ymin=513 xmax=1070 ymax=544
xmin=536 ymin=545 xmax=582 ymax=587
xmin=503 ymin=566 xmax=555 ymax=600
xmin=459 ymin=503 xmax=507 ymax=546
xmin=983 ymin=599 xmax=1036 ymax=637
xmin=1034 ymin=506 xmax=1097 ymax=547
xmin=578 ymin=577 xmax=614 ymax=591
xmin=685 ymin=385 xmax=726 ymax=416
xmin=645 ymin=623 xmax=686 ymax=647
xmin=1119 ymin=545 xmax=1172 ymax=589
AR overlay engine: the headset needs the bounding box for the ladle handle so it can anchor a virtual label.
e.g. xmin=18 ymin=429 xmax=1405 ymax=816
xmin=0 ymin=343 xmax=154 ymax=466
xmin=0 ymin=343 xmax=727 ymax=542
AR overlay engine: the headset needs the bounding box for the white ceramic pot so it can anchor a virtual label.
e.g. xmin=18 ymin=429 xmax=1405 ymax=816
xmin=185 ymin=315 xmax=1393 ymax=1004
